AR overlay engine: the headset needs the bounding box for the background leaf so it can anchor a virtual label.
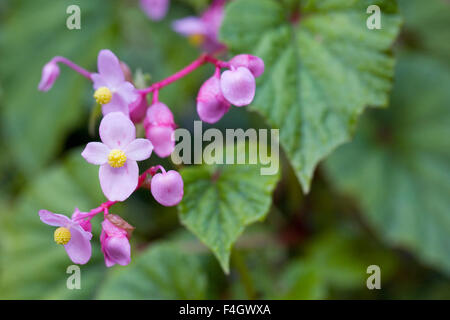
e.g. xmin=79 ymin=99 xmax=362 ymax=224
xmin=178 ymin=157 xmax=280 ymax=273
xmin=324 ymin=53 xmax=450 ymax=275
xmin=97 ymin=243 xmax=208 ymax=299
xmin=219 ymin=0 xmax=402 ymax=192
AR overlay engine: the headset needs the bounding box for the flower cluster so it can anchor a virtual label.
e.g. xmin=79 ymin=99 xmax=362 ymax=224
xmin=38 ymin=42 xmax=263 ymax=266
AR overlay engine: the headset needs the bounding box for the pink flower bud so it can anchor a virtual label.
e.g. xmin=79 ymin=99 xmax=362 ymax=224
xmin=100 ymin=218 xmax=131 ymax=267
xmin=229 ymin=54 xmax=265 ymax=78
xmin=151 ymin=170 xmax=184 ymax=206
xmin=38 ymin=61 xmax=60 ymax=91
xmin=144 ymin=102 xmax=176 ymax=158
xmin=197 ymin=75 xmax=231 ymax=124
xmin=220 ymin=67 xmax=256 ymax=107
xmin=129 ymin=94 xmax=148 ymax=123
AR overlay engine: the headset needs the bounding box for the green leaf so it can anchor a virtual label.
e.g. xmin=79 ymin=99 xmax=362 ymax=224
xmin=0 ymin=0 xmax=117 ymax=176
xmin=178 ymin=162 xmax=280 ymax=273
xmin=324 ymin=53 xmax=450 ymax=275
xmin=220 ymin=0 xmax=402 ymax=192
xmin=0 ymin=149 xmax=106 ymax=299
xmin=97 ymin=244 xmax=208 ymax=299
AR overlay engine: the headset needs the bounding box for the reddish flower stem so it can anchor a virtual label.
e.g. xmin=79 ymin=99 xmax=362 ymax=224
xmin=52 ymin=56 xmax=92 ymax=80
xmin=138 ymin=53 xmax=229 ymax=95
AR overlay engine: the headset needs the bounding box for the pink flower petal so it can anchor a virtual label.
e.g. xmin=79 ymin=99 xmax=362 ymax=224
xmin=81 ymin=142 xmax=110 ymax=165
xmin=101 ymin=94 xmax=130 ymax=117
xmin=197 ymin=75 xmax=231 ymax=123
xmin=146 ymin=126 xmax=175 ymax=158
xmin=151 ymin=170 xmax=184 ymax=206
xmin=99 ymin=160 xmax=139 ymax=201
xmin=64 ymin=224 xmax=92 ymax=265
xmin=140 ymin=0 xmax=169 ymax=21
xmin=220 ymin=67 xmax=256 ymax=107
xmin=91 ymin=73 xmax=108 ymax=90
xmin=104 ymin=236 xmax=131 ymax=266
xmin=124 ymin=138 xmax=153 ymax=161
xmin=97 ymin=49 xmax=124 ymax=87
xmin=172 ymin=17 xmax=206 ymax=36
xmin=116 ymin=81 xmax=138 ymax=105
xmin=99 ymin=112 xmax=136 ymax=149
xmin=229 ymin=54 xmax=265 ymax=78
xmin=39 ymin=210 xmax=71 ymax=227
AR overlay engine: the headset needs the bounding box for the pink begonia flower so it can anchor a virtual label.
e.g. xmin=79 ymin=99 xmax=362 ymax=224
xmin=100 ymin=218 xmax=131 ymax=267
xmin=81 ymin=112 xmax=153 ymax=201
xmin=220 ymin=67 xmax=256 ymax=107
xmin=39 ymin=209 xmax=93 ymax=265
xmin=143 ymin=102 xmax=176 ymax=158
xmin=38 ymin=61 xmax=60 ymax=91
xmin=151 ymin=170 xmax=184 ymax=206
xmin=229 ymin=54 xmax=265 ymax=78
xmin=91 ymin=49 xmax=138 ymax=116
xmin=197 ymin=73 xmax=231 ymax=123
xmin=140 ymin=0 xmax=170 ymax=21
xmin=172 ymin=0 xmax=226 ymax=53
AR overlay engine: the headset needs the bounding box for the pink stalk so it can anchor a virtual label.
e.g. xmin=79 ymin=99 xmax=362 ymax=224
xmin=52 ymin=56 xmax=92 ymax=80
xmin=139 ymin=53 xmax=229 ymax=95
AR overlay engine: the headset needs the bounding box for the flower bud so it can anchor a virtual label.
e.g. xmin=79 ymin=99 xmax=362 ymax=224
xmin=140 ymin=0 xmax=169 ymax=21
xmin=101 ymin=218 xmax=131 ymax=267
xmin=197 ymin=75 xmax=231 ymax=123
xmin=229 ymin=54 xmax=265 ymax=78
xmin=151 ymin=170 xmax=184 ymax=206
xmin=220 ymin=67 xmax=256 ymax=107
xmin=144 ymin=102 xmax=176 ymax=158
xmin=38 ymin=61 xmax=60 ymax=91
xmin=129 ymin=94 xmax=148 ymax=123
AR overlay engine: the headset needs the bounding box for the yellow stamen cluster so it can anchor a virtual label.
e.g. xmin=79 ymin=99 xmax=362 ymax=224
xmin=54 ymin=227 xmax=71 ymax=245
xmin=108 ymin=149 xmax=127 ymax=168
xmin=94 ymin=87 xmax=112 ymax=104
xmin=188 ymin=34 xmax=205 ymax=47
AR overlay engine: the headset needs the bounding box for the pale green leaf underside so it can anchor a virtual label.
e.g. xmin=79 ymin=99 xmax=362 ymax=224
xmin=178 ymin=164 xmax=280 ymax=273
xmin=97 ymin=244 xmax=207 ymax=299
xmin=220 ymin=0 xmax=402 ymax=192
xmin=325 ymin=54 xmax=450 ymax=275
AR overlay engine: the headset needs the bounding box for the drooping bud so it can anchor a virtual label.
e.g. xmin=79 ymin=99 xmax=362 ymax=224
xmin=38 ymin=61 xmax=60 ymax=91
xmin=151 ymin=169 xmax=184 ymax=206
xmin=129 ymin=94 xmax=148 ymax=123
xmin=143 ymin=102 xmax=176 ymax=158
xmin=197 ymin=74 xmax=231 ymax=124
xmin=220 ymin=67 xmax=256 ymax=107
xmin=101 ymin=218 xmax=131 ymax=267
xmin=229 ymin=54 xmax=265 ymax=78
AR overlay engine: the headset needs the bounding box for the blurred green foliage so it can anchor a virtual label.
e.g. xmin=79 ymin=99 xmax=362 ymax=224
xmin=0 ymin=0 xmax=449 ymax=299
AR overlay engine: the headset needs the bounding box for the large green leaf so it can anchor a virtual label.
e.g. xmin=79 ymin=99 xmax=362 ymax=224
xmin=220 ymin=0 xmax=401 ymax=192
xmin=0 ymin=150 xmax=106 ymax=299
xmin=97 ymin=244 xmax=208 ymax=299
xmin=0 ymin=0 xmax=117 ymax=176
xmin=324 ymin=53 xmax=450 ymax=275
xmin=178 ymin=162 xmax=280 ymax=273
